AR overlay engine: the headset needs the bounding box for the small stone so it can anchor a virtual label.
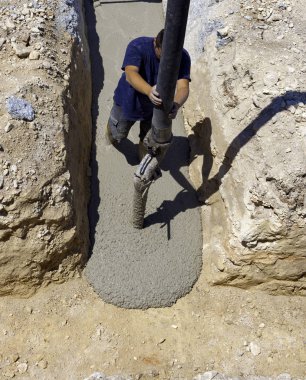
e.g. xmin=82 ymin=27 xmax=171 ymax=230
xmin=271 ymin=13 xmax=282 ymax=21
xmin=11 ymin=42 xmax=31 ymax=58
xmin=6 ymin=97 xmax=35 ymax=121
xmin=17 ymin=363 xmax=28 ymax=373
xmin=287 ymin=66 xmax=295 ymax=73
xmin=259 ymin=323 xmax=265 ymax=328
xmin=83 ymin=373 xmax=106 ymax=380
xmin=4 ymin=123 xmax=14 ymax=133
xmin=0 ymin=176 xmax=4 ymax=189
xmin=5 ymin=19 xmax=15 ymax=30
xmin=38 ymin=359 xmax=48 ymax=369
xmin=276 ymin=374 xmax=291 ymax=380
xmin=42 ymin=61 xmax=51 ymax=70
xmin=25 ymin=306 xmax=33 ymax=314
xmin=0 ymin=38 xmax=6 ymax=49
xmin=31 ymin=27 xmax=41 ymax=34
xmin=11 ymin=165 xmax=17 ymax=173
xmin=289 ymin=23 xmax=294 ymax=28
xmin=171 ymin=325 xmax=178 ymax=329
xmin=217 ymin=26 xmax=229 ymax=38
xmin=194 ymin=371 xmax=219 ymax=380
xmin=250 ymin=342 xmax=261 ymax=356
xmin=263 ymin=71 xmax=279 ymax=87
xmin=244 ymin=15 xmax=253 ymax=21
xmin=29 ymin=50 xmax=40 ymax=60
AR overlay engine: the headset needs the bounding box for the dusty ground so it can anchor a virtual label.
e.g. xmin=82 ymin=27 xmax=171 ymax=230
xmin=0 ymin=275 xmax=305 ymax=379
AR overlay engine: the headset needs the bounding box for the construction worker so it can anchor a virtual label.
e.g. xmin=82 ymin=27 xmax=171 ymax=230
xmin=106 ymin=29 xmax=191 ymax=158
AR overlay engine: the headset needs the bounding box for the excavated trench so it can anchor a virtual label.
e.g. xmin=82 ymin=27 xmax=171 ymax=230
xmin=84 ymin=0 xmax=203 ymax=309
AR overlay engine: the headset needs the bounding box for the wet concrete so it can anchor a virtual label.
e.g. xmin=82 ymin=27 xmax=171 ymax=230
xmin=85 ymin=0 xmax=202 ymax=309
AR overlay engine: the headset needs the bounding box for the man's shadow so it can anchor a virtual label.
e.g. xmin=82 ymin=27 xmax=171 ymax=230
xmin=139 ymin=91 xmax=306 ymax=232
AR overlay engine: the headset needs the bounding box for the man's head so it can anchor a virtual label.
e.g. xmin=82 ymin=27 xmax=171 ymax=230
xmin=154 ymin=29 xmax=164 ymax=59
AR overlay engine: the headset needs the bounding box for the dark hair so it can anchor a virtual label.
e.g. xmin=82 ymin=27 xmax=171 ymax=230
xmin=155 ymin=29 xmax=164 ymax=48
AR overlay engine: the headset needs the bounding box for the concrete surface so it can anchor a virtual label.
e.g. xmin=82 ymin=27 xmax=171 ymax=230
xmin=85 ymin=0 xmax=202 ymax=309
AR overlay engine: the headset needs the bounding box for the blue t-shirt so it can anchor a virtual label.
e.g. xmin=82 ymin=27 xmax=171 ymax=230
xmin=114 ymin=36 xmax=191 ymax=121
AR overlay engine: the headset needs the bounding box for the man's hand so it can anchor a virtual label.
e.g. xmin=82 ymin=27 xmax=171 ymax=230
xmin=148 ymin=85 xmax=162 ymax=106
xmin=168 ymin=102 xmax=180 ymax=119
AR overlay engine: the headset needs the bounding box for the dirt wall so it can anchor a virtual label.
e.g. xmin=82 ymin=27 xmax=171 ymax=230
xmin=181 ymin=0 xmax=306 ymax=294
xmin=0 ymin=0 xmax=92 ymax=295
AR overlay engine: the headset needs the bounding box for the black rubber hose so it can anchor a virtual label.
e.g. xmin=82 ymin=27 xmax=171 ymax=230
xmin=152 ymin=0 xmax=190 ymax=143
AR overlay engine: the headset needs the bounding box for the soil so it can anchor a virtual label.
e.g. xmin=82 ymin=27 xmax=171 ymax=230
xmin=0 ymin=275 xmax=305 ymax=379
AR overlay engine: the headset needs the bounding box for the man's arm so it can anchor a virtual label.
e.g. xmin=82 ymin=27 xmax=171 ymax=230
xmin=169 ymin=78 xmax=190 ymax=119
xmin=174 ymin=78 xmax=190 ymax=107
xmin=125 ymin=65 xmax=162 ymax=106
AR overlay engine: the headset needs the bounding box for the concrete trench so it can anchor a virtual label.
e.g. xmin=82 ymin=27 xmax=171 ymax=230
xmin=84 ymin=0 xmax=203 ymax=309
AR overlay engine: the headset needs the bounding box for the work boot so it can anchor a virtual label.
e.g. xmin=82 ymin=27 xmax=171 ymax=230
xmin=138 ymin=140 xmax=147 ymax=161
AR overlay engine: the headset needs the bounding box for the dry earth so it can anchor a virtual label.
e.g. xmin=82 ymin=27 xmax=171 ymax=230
xmin=0 ymin=276 xmax=305 ymax=379
xmin=0 ymin=0 xmax=305 ymax=379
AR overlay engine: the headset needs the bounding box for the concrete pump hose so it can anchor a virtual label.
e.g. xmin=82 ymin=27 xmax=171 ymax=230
xmin=132 ymin=186 xmax=150 ymax=229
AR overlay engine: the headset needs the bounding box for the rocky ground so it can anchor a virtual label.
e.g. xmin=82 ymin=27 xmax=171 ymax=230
xmin=0 ymin=0 xmax=305 ymax=379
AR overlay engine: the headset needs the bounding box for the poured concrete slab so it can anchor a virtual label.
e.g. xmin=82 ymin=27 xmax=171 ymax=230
xmin=85 ymin=0 xmax=202 ymax=309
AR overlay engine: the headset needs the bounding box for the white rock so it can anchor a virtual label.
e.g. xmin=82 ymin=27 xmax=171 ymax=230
xmin=83 ymin=373 xmax=106 ymax=380
xmin=276 ymin=374 xmax=291 ymax=380
xmin=31 ymin=27 xmax=41 ymax=33
xmin=4 ymin=123 xmax=14 ymax=133
xmin=217 ymin=26 xmax=229 ymax=38
xmin=263 ymin=71 xmax=279 ymax=87
xmin=5 ymin=19 xmax=15 ymax=30
xmin=17 ymin=362 xmax=28 ymax=373
xmin=29 ymin=50 xmax=40 ymax=60
xmin=38 ymin=359 xmax=48 ymax=369
xmin=250 ymin=342 xmax=261 ymax=356
xmin=11 ymin=42 xmax=31 ymax=58
xmin=11 ymin=165 xmax=17 ymax=173
xmin=193 ymin=371 xmax=219 ymax=380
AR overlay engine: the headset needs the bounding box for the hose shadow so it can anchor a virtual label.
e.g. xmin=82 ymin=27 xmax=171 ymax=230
xmin=201 ymin=90 xmax=306 ymax=203
xmin=85 ymin=0 xmax=104 ymax=258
